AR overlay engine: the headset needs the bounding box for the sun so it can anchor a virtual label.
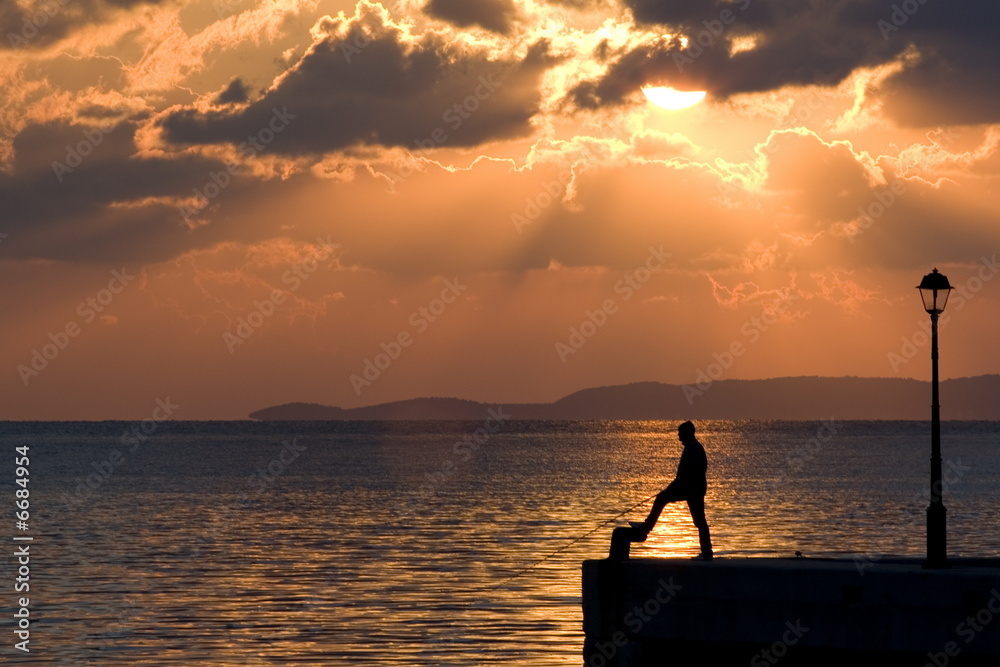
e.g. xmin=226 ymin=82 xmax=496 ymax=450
xmin=641 ymin=86 xmax=707 ymax=110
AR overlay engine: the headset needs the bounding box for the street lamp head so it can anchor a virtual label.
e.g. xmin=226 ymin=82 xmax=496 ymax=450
xmin=918 ymin=268 xmax=954 ymax=314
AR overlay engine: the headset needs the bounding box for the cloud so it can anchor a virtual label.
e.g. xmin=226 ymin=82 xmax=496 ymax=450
xmin=1 ymin=0 xmax=168 ymax=51
xmin=573 ymin=0 xmax=1000 ymax=126
xmin=761 ymin=131 xmax=880 ymax=226
xmin=5 ymin=0 xmax=999 ymax=275
xmin=423 ymin=0 xmax=517 ymax=34
xmin=753 ymin=130 xmax=1000 ymax=271
xmin=215 ymin=78 xmax=250 ymax=105
xmin=157 ymin=1 xmax=559 ymax=155
xmin=144 ymin=236 xmax=344 ymax=329
xmin=0 ymin=118 xmax=286 ymax=263
xmin=879 ymin=41 xmax=1000 ymax=126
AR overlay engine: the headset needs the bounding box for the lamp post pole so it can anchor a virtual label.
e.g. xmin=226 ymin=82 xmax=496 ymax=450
xmin=926 ymin=307 xmax=947 ymax=568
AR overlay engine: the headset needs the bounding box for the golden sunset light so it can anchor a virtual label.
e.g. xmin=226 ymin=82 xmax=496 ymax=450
xmin=1 ymin=0 xmax=998 ymax=419
xmin=6 ymin=4 xmax=1000 ymax=664
xmin=641 ymin=86 xmax=707 ymax=110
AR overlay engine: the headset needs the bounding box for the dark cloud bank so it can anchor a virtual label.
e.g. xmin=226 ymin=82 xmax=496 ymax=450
xmin=573 ymin=0 xmax=1000 ymax=126
xmin=159 ymin=5 xmax=559 ymax=155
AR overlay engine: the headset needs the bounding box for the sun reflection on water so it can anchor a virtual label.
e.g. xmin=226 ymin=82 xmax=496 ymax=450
xmin=24 ymin=420 xmax=1000 ymax=665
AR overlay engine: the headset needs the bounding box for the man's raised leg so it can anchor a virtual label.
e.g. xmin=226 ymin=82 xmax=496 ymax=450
xmin=641 ymin=486 xmax=681 ymax=533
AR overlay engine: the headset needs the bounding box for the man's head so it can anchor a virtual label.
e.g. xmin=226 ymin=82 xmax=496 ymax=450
xmin=678 ymin=420 xmax=696 ymax=443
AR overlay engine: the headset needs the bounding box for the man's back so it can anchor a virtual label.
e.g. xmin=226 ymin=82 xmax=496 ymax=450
xmin=674 ymin=438 xmax=707 ymax=497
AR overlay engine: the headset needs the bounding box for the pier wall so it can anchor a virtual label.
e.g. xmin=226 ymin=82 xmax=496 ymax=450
xmin=582 ymin=557 xmax=1000 ymax=666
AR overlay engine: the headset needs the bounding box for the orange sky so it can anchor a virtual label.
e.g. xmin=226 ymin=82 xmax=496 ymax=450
xmin=2 ymin=0 xmax=999 ymax=419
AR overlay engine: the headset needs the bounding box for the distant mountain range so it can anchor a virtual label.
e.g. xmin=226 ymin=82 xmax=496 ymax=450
xmin=249 ymin=375 xmax=1000 ymax=420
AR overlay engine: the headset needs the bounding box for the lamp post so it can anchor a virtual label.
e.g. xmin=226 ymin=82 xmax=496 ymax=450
xmin=918 ymin=268 xmax=953 ymax=569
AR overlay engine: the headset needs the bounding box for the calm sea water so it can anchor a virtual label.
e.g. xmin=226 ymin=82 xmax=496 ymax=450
xmin=3 ymin=419 xmax=999 ymax=665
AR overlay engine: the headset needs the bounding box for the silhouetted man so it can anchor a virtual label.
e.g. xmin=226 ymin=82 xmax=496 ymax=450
xmin=611 ymin=422 xmax=712 ymax=560
xmin=624 ymin=421 xmax=713 ymax=560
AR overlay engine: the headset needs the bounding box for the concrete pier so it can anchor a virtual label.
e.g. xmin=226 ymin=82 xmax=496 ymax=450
xmin=583 ymin=557 xmax=1000 ymax=666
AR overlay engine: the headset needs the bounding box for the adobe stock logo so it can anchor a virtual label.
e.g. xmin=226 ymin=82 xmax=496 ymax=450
xmin=877 ymin=0 xmax=932 ymax=40
xmin=7 ymin=0 xmax=72 ymax=47
xmin=587 ymin=577 xmax=682 ymax=666
xmin=751 ymin=620 xmax=810 ymax=666
xmin=512 ymin=170 xmax=573 ymax=234
xmin=555 ymin=246 xmax=672 ymax=362
xmin=17 ymin=268 xmax=136 ymax=386
xmin=682 ymin=290 xmax=800 ymax=404
xmin=222 ymin=235 xmax=338 ymax=353
xmin=849 ymin=179 xmax=906 ymax=242
xmin=887 ymin=255 xmax=1000 ymax=372
xmin=379 ymin=74 xmax=507 ymax=186
xmin=51 ymin=123 xmax=117 ymax=182
xmin=350 ymin=278 xmax=469 ymax=395
xmin=237 ymin=439 xmax=307 ymax=505
xmin=178 ymin=107 xmax=296 ymax=224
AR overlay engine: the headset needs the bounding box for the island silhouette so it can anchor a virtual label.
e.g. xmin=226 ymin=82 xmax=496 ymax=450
xmin=249 ymin=374 xmax=1000 ymax=420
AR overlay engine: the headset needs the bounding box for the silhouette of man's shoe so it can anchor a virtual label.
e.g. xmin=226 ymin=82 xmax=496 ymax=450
xmin=691 ymin=553 xmax=714 ymax=561
xmin=628 ymin=521 xmax=650 ymax=535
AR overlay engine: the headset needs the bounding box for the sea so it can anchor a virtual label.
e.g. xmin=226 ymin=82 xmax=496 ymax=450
xmin=3 ymin=419 xmax=999 ymax=666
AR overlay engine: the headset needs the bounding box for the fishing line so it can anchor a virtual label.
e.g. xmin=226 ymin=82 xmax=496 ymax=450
xmin=481 ymin=491 xmax=659 ymax=595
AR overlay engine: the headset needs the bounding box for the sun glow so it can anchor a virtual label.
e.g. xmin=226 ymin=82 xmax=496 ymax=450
xmin=641 ymin=86 xmax=707 ymax=110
